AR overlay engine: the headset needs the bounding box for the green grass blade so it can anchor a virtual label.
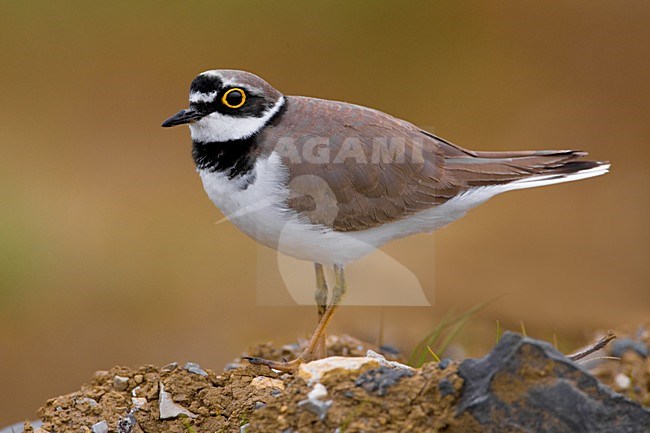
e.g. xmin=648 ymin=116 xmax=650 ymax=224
xmin=409 ymin=295 xmax=505 ymax=367
xmin=408 ymin=310 xmax=454 ymax=367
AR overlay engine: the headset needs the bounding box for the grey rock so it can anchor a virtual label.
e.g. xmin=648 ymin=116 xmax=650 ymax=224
xmin=438 ymin=358 xmax=452 ymax=370
xmin=457 ymin=332 xmax=650 ymax=433
xmin=158 ymin=382 xmax=197 ymax=419
xmin=183 ymin=362 xmax=208 ymax=377
xmin=365 ymin=349 xmax=413 ymax=370
xmin=355 ymin=365 xmax=414 ymax=396
xmin=161 ymin=362 xmax=178 ymax=372
xmin=611 ymin=338 xmax=649 ymax=358
xmin=113 ymin=375 xmax=129 ymax=391
xmin=297 ymin=383 xmax=333 ymax=421
xmin=91 ymin=420 xmax=109 ymax=433
xmin=438 ymin=378 xmax=455 ymax=397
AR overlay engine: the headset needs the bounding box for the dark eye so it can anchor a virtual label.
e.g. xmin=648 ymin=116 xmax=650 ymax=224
xmin=222 ymin=88 xmax=246 ymax=108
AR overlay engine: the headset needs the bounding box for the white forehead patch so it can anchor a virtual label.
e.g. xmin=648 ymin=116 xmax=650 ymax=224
xmin=189 ymin=96 xmax=285 ymax=143
xmin=200 ymin=70 xmax=222 ymax=78
xmin=189 ymin=91 xmax=218 ymax=103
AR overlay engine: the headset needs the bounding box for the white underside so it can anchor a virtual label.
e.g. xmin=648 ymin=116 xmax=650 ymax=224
xmin=200 ymin=154 xmax=610 ymax=266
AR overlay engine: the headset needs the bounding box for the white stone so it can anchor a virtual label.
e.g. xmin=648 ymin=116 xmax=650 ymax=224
xmin=298 ymin=383 xmax=333 ymax=420
xmin=310 ymin=383 xmax=328 ymax=400
xmin=299 ymin=356 xmax=380 ymax=385
xmin=91 ymin=420 xmax=109 ymax=433
xmin=158 ymin=382 xmax=197 ymax=419
xmin=615 ymin=373 xmax=631 ymax=389
xmin=132 ymin=397 xmax=148 ymax=409
xmin=366 ymin=350 xmax=413 ymax=370
xmin=183 ymin=362 xmax=208 ymax=377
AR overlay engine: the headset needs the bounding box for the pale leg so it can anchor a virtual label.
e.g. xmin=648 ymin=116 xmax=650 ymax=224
xmin=314 ymin=263 xmax=329 ymax=358
xmin=246 ymin=264 xmax=347 ymax=372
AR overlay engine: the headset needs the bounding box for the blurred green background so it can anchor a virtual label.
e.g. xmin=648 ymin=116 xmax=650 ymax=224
xmin=1 ymin=0 xmax=649 ymax=425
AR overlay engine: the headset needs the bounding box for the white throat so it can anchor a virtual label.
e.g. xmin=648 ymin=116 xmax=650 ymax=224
xmin=189 ymin=96 xmax=285 ymax=143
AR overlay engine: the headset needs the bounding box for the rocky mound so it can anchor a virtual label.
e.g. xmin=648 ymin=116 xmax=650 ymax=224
xmin=19 ymin=332 xmax=649 ymax=433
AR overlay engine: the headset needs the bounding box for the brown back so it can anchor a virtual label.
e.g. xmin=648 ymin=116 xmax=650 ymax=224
xmin=256 ymin=96 xmax=591 ymax=232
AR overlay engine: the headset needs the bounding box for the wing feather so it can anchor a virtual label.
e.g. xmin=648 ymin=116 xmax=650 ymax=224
xmin=256 ymin=96 xmax=600 ymax=232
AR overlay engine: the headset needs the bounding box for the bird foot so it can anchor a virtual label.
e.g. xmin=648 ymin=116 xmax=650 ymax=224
xmin=244 ymin=334 xmax=328 ymax=372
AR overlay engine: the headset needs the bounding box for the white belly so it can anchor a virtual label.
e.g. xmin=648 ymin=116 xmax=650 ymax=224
xmin=199 ymin=152 xmax=501 ymax=265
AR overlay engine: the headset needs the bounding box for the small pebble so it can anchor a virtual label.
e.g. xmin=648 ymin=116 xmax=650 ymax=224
xmin=158 ymin=382 xmax=197 ymax=419
xmin=240 ymin=423 xmax=250 ymax=433
xmin=614 ymin=373 xmax=631 ymax=389
xmin=183 ymin=362 xmax=208 ymax=376
xmin=355 ymin=366 xmax=414 ymax=396
xmin=254 ymin=401 xmax=266 ymax=410
xmin=91 ymin=420 xmax=109 ymax=433
xmin=113 ymin=375 xmax=129 ymax=391
xmin=297 ymin=383 xmax=333 ymax=421
xmin=131 ymin=397 xmax=147 ymax=409
xmin=438 ymin=359 xmax=452 ymax=370
xmin=161 ymin=362 xmax=178 ymax=372
xmin=366 ymin=349 xmax=412 ymax=369
xmin=438 ymin=378 xmax=455 ymax=397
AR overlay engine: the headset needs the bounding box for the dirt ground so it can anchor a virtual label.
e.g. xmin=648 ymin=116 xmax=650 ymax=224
xmin=23 ymin=327 xmax=649 ymax=433
xmin=27 ymin=340 xmax=463 ymax=433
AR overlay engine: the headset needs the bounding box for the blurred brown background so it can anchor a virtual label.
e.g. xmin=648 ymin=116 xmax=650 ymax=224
xmin=1 ymin=0 xmax=648 ymax=425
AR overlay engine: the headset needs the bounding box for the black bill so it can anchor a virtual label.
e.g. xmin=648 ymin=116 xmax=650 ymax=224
xmin=161 ymin=108 xmax=203 ymax=127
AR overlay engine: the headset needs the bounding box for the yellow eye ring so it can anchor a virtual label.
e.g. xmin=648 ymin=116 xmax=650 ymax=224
xmin=221 ymin=88 xmax=246 ymax=109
